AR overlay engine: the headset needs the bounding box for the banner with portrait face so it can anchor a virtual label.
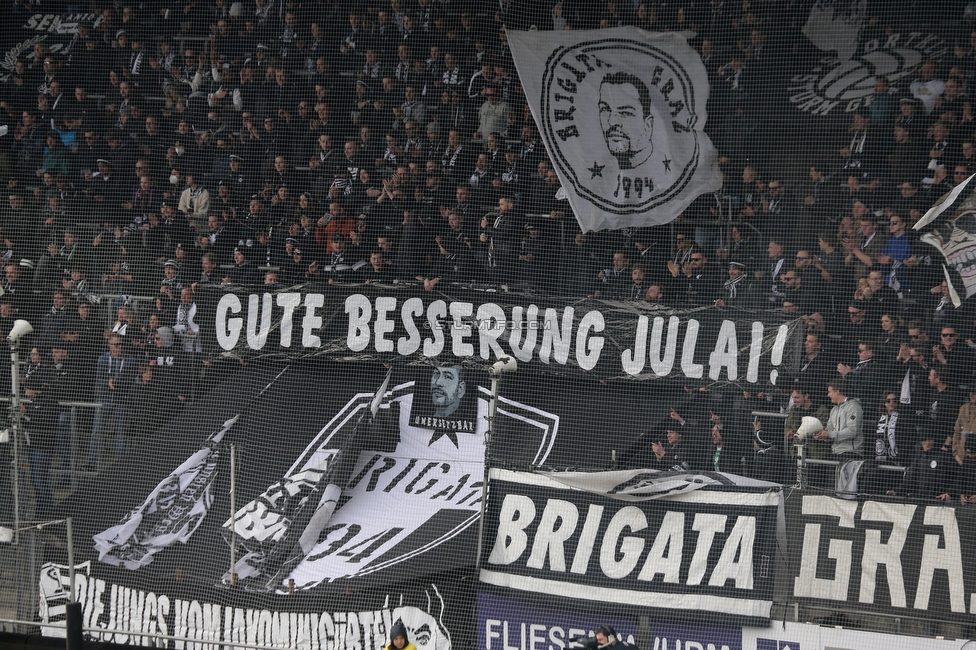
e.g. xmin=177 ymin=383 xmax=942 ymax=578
xmin=38 ymin=362 xmax=495 ymax=649
xmin=506 ymin=27 xmax=722 ymax=232
xmin=913 ymin=172 xmax=976 ymax=305
xmin=39 ymin=350 xmax=787 ymax=644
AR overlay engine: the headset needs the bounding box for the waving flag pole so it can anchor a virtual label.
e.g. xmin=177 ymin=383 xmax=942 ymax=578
xmin=93 ymin=366 xmax=292 ymax=571
xmin=227 ymin=367 xmax=393 ymax=591
xmin=914 ymin=171 xmax=976 ymax=307
xmin=92 ymin=415 xmax=239 ymax=570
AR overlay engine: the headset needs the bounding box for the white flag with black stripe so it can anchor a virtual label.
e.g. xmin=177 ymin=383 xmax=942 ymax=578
xmin=913 ymin=172 xmax=976 ymax=306
xmin=507 ymin=27 xmax=722 ymax=232
xmin=92 ymin=415 xmax=239 ymax=570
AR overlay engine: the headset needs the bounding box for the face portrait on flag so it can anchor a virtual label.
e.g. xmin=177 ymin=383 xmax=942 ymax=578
xmin=430 ymin=366 xmax=465 ymax=417
xmin=508 ymin=27 xmax=722 ymax=231
xmin=598 ymin=72 xmax=655 ymax=170
xmin=219 ymin=367 xmax=560 ymax=591
xmin=542 ymin=47 xmax=682 ymax=206
xmin=922 ymin=211 xmax=976 ymax=290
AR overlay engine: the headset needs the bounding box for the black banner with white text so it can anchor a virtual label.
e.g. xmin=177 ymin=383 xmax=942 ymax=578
xmin=478 ymin=469 xmax=783 ymax=626
xmin=197 ymin=285 xmax=803 ymax=384
xmin=784 ymin=492 xmax=976 ymax=623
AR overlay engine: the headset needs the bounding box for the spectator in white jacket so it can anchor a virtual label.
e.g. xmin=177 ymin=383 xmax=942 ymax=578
xmin=475 ymin=87 xmax=511 ymax=140
xmin=177 ymin=172 xmax=210 ymax=230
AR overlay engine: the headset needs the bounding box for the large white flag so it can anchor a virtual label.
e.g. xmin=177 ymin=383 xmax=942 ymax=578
xmin=507 ymin=27 xmax=721 ymax=232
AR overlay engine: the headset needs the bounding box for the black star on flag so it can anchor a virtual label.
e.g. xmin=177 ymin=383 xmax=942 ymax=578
xmin=588 ymin=162 xmax=605 ymax=178
xmin=663 ymin=158 xmax=672 ymax=172
xmin=429 ymin=429 xmax=461 ymax=447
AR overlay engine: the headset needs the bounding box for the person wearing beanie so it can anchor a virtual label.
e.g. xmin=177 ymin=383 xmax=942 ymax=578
xmin=595 ymin=625 xmax=630 ymax=650
xmin=385 ymin=622 xmax=416 ymax=650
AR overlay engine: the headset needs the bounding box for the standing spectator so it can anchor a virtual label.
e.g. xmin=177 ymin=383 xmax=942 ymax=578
xmin=877 ymin=214 xmax=915 ymax=294
xmin=836 ymin=339 xmax=884 ymax=407
xmin=708 ymin=420 xmax=748 ymax=474
xmin=87 ymin=336 xmax=135 ymax=471
xmin=650 ymin=425 xmax=693 ymax=471
xmin=668 ymin=249 xmax=722 ymax=306
xmin=814 ymin=232 xmax=850 ymax=308
xmin=783 ymin=384 xmax=831 ymax=460
xmin=397 ymin=85 xmax=428 ymax=128
xmin=888 ymin=125 xmax=926 ymax=182
xmin=480 ymin=196 xmax=523 ymax=284
xmin=762 ymin=237 xmax=788 ymax=304
xmin=860 ymin=392 xmax=911 ymax=494
xmin=516 ymin=222 xmax=555 ymax=292
xmin=1 ymin=263 xmax=31 ymax=316
xmin=594 ymin=250 xmax=631 ymax=299
xmin=23 ymin=344 xmax=74 ymax=517
xmin=751 ymin=415 xmax=792 ymax=484
xmin=954 ymin=435 xmax=976 ymax=504
xmin=910 ymin=59 xmax=946 ymax=116
xmin=714 ymin=261 xmax=760 ymax=308
xmin=813 ymin=378 xmax=864 ymax=457
xmin=912 ymin=367 xmax=963 ymax=450
xmin=894 ymin=97 xmax=925 ymax=139
xmin=949 ymin=389 xmax=976 ymax=461
xmin=868 ymin=76 xmax=895 ymax=126
xmin=863 ymin=269 xmax=899 ymax=322
xmin=178 ymin=172 xmax=211 ymax=230
xmin=106 ymin=305 xmax=139 ymax=339
xmin=932 ymin=324 xmax=971 ymax=388
xmin=844 ymin=214 xmax=887 ymax=281
xmin=475 ymin=86 xmax=510 ymax=140
xmin=223 ymin=247 xmax=261 ymax=285
xmin=158 ymin=260 xmax=183 ymax=314
xmin=149 ymin=326 xmax=187 ymax=420
xmin=173 ymin=287 xmax=202 ymax=355
xmin=60 ymin=301 xmax=100 ymax=386
xmin=875 ymin=392 xmax=908 ymax=468
xmin=193 ymin=253 xmax=220 ymax=290
xmin=126 ymin=363 xmax=164 ymax=457
xmin=892 ymin=333 xmax=929 ymax=407
xmin=34 ymin=229 xmax=89 ymax=295
xmin=625 ymin=266 xmax=649 ymax=302
xmin=36 ymin=291 xmax=71 ymax=351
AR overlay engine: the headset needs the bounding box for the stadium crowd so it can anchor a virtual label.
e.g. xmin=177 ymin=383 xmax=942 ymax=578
xmin=4 ymin=0 xmax=976 ymax=514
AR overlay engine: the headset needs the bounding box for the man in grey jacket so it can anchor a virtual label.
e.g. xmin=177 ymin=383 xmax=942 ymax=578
xmin=815 ymin=378 xmax=864 ymax=456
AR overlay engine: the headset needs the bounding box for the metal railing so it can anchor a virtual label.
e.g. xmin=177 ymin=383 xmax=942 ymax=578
xmin=2 ymin=398 xmax=114 ymax=511
xmin=752 ymin=409 xmax=907 ymax=491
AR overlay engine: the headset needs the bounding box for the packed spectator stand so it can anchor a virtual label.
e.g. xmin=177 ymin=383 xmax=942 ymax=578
xmin=3 ymin=0 xmax=976 ymax=512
